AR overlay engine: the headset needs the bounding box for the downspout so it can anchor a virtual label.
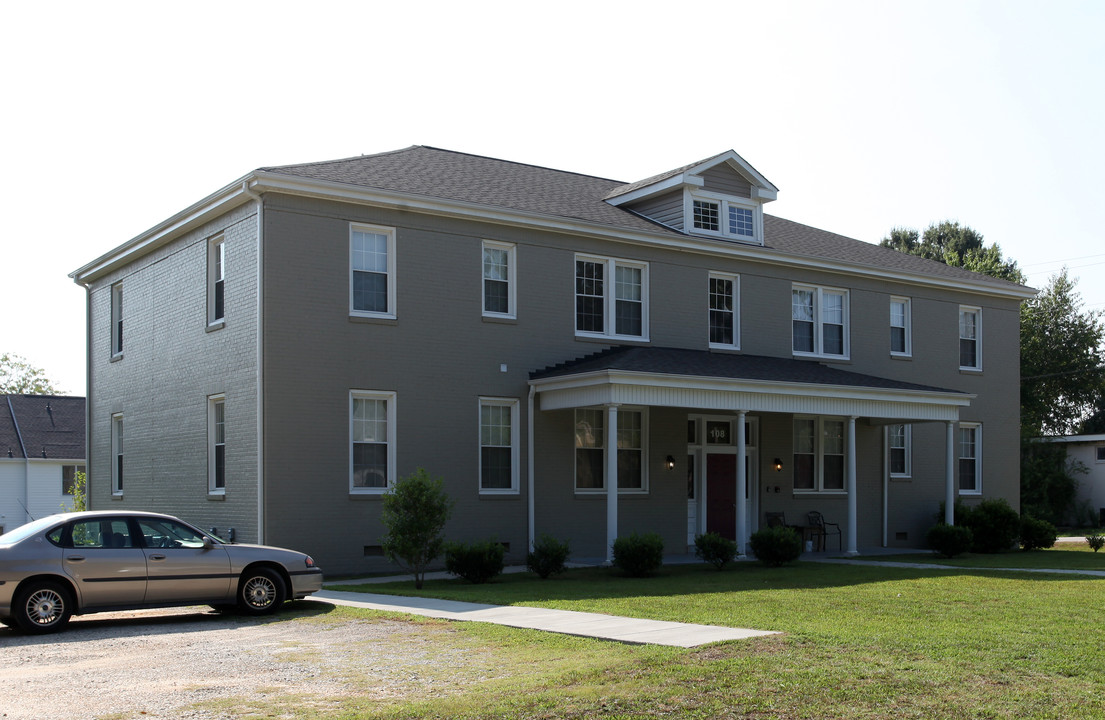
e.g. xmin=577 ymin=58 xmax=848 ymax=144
xmin=881 ymin=426 xmax=888 ymax=548
xmin=242 ymin=180 xmax=265 ymax=544
xmin=527 ymin=384 xmax=535 ymax=551
xmin=7 ymin=396 xmax=29 ymax=522
xmin=82 ymin=281 xmax=92 ymax=509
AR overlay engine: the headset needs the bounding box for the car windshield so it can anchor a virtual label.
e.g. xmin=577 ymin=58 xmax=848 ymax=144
xmin=0 ymin=515 xmax=67 ymax=546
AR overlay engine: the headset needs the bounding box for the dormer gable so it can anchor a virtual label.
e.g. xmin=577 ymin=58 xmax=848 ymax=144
xmin=605 ymin=150 xmax=777 ymax=245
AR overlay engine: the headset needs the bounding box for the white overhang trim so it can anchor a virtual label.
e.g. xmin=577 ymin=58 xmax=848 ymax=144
xmin=605 ymin=174 xmax=703 ymax=206
xmin=529 ymin=369 xmax=973 ymax=422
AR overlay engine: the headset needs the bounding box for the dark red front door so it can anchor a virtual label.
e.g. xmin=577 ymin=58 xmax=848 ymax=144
xmin=706 ymin=454 xmax=737 ymax=540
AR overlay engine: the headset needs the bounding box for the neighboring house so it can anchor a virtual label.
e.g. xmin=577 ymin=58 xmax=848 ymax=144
xmin=70 ymin=146 xmax=1033 ymax=573
xmin=1040 ymin=435 xmax=1105 ymax=525
xmin=0 ymin=395 xmax=86 ymax=532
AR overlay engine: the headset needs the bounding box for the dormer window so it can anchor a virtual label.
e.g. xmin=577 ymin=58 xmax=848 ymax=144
xmin=689 ymin=193 xmax=761 ymax=243
xmin=693 ymin=200 xmax=720 ymax=232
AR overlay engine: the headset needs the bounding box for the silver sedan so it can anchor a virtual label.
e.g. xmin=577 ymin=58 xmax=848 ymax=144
xmin=0 ymin=510 xmax=323 ymax=633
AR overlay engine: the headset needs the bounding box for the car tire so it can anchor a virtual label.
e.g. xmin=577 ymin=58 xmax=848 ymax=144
xmin=237 ymin=567 xmax=287 ymax=615
xmin=13 ymin=581 xmax=73 ymax=634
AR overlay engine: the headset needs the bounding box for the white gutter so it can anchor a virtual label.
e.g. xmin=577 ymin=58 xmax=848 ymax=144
xmin=241 ymin=181 xmax=265 ymax=544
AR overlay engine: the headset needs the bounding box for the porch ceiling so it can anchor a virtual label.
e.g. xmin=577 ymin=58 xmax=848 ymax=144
xmin=529 ymin=346 xmax=973 ymax=422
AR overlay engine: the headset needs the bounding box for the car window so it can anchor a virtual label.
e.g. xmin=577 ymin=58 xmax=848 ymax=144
xmin=137 ymin=518 xmax=207 ymax=549
xmin=71 ymin=519 xmax=134 ymax=549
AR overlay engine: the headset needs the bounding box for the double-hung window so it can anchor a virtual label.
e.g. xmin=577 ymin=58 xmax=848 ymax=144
xmin=479 ymin=398 xmax=519 ymax=493
xmin=792 ymin=285 xmax=849 ymax=358
xmin=61 ymin=464 xmax=85 ymax=496
xmin=208 ymin=236 xmax=225 ymax=326
xmin=350 ymin=391 xmax=396 ymax=493
xmin=690 ymin=195 xmax=760 ymax=244
xmin=482 ymin=240 xmax=516 ymax=319
xmin=574 ymin=408 xmax=647 ymax=492
xmin=708 ymin=272 xmax=739 ymax=349
xmin=350 ymin=224 xmax=396 ymax=318
xmin=890 ymin=297 xmax=911 ymax=356
xmin=208 ymin=395 xmax=226 ymax=494
xmin=793 ymin=417 xmax=846 ymax=492
xmin=110 ymin=282 xmax=123 ymax=357
xmin=889 ymin=424 xmax=911 ymax=477
xmin=111 ymin=414 xmax=124 ymax=494
xmin=959 ymin=306 xmax=981 ymax=370
xmin=958 ymin=423 xmax=981 ymax=494
xmin=1096 ymin=446 xmax=1105 ymax=463
xmin=575 ymin=255 xmax=648 ymax=340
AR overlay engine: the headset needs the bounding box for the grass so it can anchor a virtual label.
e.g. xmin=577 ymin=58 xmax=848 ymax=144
xmin=844 ymin=543 xmax=1105 ymax=570
xmin=311 ymin=557 xmax=1105 ymax=719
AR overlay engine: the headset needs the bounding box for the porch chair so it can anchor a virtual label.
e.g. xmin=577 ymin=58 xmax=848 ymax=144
xmin=806 ymin=511 xmax=841 ymax=551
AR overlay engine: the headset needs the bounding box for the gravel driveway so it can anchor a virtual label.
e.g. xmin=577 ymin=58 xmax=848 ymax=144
xmin=0 ymin=601 xmax=476 ymax=720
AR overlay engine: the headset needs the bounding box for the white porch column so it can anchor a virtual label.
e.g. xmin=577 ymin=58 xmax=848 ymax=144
xmin=945 ymin=421 xmax=956 ymax=525
xmin=846 ymin=416 xmax=859 ymax=556
xmin=735 ymin=411 xmax=748 ymax=558
xmin=605 ymin=404 xmax=619 ymax=564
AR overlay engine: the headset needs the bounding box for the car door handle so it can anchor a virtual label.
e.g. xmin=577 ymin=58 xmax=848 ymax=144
xmin=149 ymin=554 xmax=166 ymax=561
xmin=66 ymin=555 xmax=85 ymax=562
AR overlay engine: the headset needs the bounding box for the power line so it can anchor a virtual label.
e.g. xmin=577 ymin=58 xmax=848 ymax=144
xmin=1022 ymin=252 xmax=1105 ymax=269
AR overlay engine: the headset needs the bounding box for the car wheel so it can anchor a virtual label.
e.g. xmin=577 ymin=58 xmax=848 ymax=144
xmin=14 ymin=581 xmax=72 ymax=634
xmin=237 ymin=567 xmax=287 ymax=615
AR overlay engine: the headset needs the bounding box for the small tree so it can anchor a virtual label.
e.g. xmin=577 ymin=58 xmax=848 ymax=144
xmin=70 ymin=469 xmax=87 ymax=512
xmin=380 ymin=468 xmax=453 ymax=589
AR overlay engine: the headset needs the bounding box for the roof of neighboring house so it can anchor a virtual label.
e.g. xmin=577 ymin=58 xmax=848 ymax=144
xmin=1040 ymin=434 xmax=1105 ymax=444
xmin=529 ymin=346 xmax=967 ymax=396
xmin=262 ymin=145 xmax=1028 ymax=294
xmin=0 ymin=395 xmax=85 ymax=461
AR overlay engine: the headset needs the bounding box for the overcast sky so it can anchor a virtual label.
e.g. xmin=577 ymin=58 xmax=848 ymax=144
xmin=3 ymin=0 xmax=1102 ymax=396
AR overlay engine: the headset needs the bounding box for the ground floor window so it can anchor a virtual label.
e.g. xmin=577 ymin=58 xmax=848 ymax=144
xmin=574 ymin=408 xmax=646 ymax=492
xmin=62 ymin=464 xmax=85 ymax=496
xmin=958 ymin=423 xmax=981 ymax=494
xmin=351 ymin=391 xmax=396 ymax=493
xmin=889 ymin=424 xmax=911 ymax=477
xmin=793 ymin=417 xmax=845 ymax=492
xmin=480 ymin=397 xmax=519 ymax=493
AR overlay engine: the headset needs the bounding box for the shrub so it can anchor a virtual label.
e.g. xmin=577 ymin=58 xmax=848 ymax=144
xmin=965 ymin=499 xmax=1021 ymax=553
xmin=749 ymin=526 xmax=803 ymax=567
xmin=926 ymin=523 xmax=974 ymax=558
xmin=444 ymin=537 xmax=505 ymax=584
xmin=612 ymin=532 xmax=664 ymax=577
xmin=694 ymin=532 xmax=737 ymax=570
xmin=527 ymin=534 xmax=571 ymax=579
xmin=380 ymin=468 xmax=454 ymax=589
xmin=1087 ymin=534 xmax=1105 ymax=552
xmin=1019 ymin=516 xmax=1057 ymax=551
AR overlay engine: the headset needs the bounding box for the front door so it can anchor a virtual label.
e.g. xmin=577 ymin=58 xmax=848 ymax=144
xmin=706 ymin=454 xmax=737 ymax=540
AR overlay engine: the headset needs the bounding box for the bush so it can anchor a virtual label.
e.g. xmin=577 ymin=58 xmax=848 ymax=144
xmin=749 ymin=526 xmax=803 ymax=567
xmin=444 ymin=537 xmax=505 ymax=584
xmin=1087 ymin=534 xmax=1104 ymax=552
xmin=380 ymin=468 xmax=454 ymax=589
xmin=694 ymin=532 xmax=737 ymax=570
xmin=966 ymin=499 xmax=1021 ymax=553
xmin=527 ymin=534 xmax=571 ymax=579
xmin=927 ymin=523 xmax=974 ymax=558
xmin=1019 ymin=516 xmax=1057 ymax=551
xmin=612 ymin=532 xmax=664 ymax=577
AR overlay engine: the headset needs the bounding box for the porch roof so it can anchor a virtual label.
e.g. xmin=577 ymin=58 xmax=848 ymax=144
xmin=529 ymin=347 xmax=973 ymax=422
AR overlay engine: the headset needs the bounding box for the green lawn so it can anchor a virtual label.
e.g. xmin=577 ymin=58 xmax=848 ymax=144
xmin=843 ymin=543 xmax=1105 ymax=571
xmin=320 ymin=559 xmax=1105 ymax=719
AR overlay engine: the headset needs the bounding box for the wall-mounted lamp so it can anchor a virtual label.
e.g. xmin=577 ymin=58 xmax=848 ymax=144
xmin=773 ymin=458 xmax=783 ymax=472
xmin=666 ymin=455 xmax=676 ymax=470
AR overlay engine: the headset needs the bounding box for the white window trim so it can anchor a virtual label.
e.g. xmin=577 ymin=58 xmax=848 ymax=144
xmin=792 ymin=284 xmax=850 ymax=360
xmin=958 ymin=422 xmax=982 ymax=495
xmin=708 ymin=271 xmax=740 ymax=350
xmin=573 ymin=407 xmax=649 ymax=494
xmin=479 ymin=397 xmax=520 ymax=494
xmin=481 ymin=240 xmax=516 ymax=320
xmin=349 ymin=390 xmax=397 ymax=494
xmin=208 ymin=394 xmax=226 ymax=495
xmin=349 ymin=223 xmax=397 ymax=320
xmin=793 ymin=416 xmax=848 ymax=494
xmin=111 ymin=413 xmax=123 ymax=495
xmin=574 ymin=254 xmax=650 ymax=342
xmin=890 ymin=296 xmax=912 ymax=357
xmin=110 ymin=282 xmax=123 ymax=357
xmin=959 ymin=306 xmax=982 ymax=371
xmin=685 ymin=190 xmax=764 ymax=245
xmin=889 ymin=423 xmax=912 ymax=478
xmin=208 ymin=235 xmax=225 ymax=326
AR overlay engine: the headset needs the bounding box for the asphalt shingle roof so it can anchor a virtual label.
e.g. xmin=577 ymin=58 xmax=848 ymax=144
xmin=530 ymin=346 xmax=966 ymax=396
xmin=263 ymin=146 xmax=1027 ymax=294
xmin=0 ymin=395 xmax=85 ymax=460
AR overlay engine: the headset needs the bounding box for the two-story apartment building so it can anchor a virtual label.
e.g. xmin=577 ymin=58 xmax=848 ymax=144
xmin=71 ymin=147 xmax=1032 ymax=573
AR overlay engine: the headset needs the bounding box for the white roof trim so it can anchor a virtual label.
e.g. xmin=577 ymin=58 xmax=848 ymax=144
xmin=605 ymin=174 xmax=703 ymax=206
xmin=1038 ymin=434 xmax=1105 ymax=444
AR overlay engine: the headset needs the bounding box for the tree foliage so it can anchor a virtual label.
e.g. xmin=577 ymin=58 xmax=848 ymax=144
xmin=0 ymin=353 xmax=61 ymax=395
xmin=879 ymin=221 xmax=1025 ymax=283
xmin=379 ymin=467 xmax=453 ymax=589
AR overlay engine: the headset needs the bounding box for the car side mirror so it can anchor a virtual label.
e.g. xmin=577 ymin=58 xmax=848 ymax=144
xmin=203 ymin=537 xmax=217 ymax=550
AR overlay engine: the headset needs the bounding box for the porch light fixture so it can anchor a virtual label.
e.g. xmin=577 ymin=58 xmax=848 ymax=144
xmin=773 ymin=457 xmax=783 ymax=472
xmin=666 ymin=455 xmax=676 ymax=470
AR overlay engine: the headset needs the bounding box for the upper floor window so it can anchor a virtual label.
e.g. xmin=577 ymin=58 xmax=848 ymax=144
xmin=575 ymin=255 xmax=648 ymax=341
xmin=889 ymin=424 xmax=911 ymax=477
xmin=208 ymin=236 xmax=225 ymax=325
xmin=708 ymin=272 xmax=739 ymax=349
xmin=480 ymin=398 xmax=519 ymax=493
xmin=958 ymin=422 xmax=981 ymax=494
xmin=110 ymin=283 xmax=123 ymax=356
xmin=689 ymin=194 xmax=760 ymax=243
xmin=574 ymin=408 xmax=647 ymax=493
xmin=890 ymin=297 xmax=911 ymax=356
xmin=792 ymin=285 xmax=849 ymax=359
xmin=208 ymin=395 xmax=226 ymax=494
xmin=350 ymin=224 xmax=396 ymax=318
xmin=793 ymin=417 xmax=846 ymax=493
xmin=350 ymin=390 xmax=396 ymax=493
xmin=482 ymin=240 xmax=516 ymax=319
xmin=959 ymin=306 xmax=981 ymax=370
xmin=111 ymin=414 xmax=124 ymax=494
